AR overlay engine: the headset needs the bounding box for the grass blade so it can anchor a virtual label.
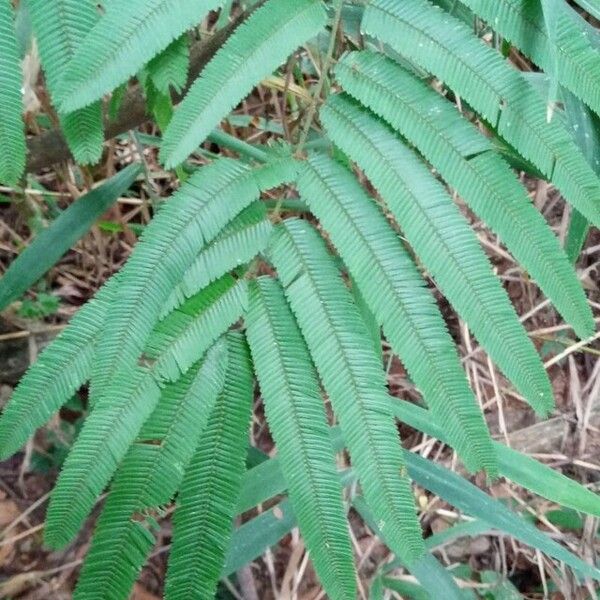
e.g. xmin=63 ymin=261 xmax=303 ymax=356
xmin=0 ymin=164 xmax=141 ymax=310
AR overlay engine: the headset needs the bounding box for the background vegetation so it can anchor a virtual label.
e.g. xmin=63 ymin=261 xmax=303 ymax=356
xmin=0 ymin=0 xmax=599 ymax=598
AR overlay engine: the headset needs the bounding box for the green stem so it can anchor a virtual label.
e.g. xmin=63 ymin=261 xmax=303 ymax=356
xmin=208 ymin=130 xmax=269 ymax=163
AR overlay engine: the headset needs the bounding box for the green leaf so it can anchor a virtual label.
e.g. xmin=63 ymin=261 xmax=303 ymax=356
xmin=0 ymin=163 xmax=141 ymax=311
xmin=369 ymin=575 xmax=385 ymax=600
xmin=320 ymin=93 xmax=554 ymax=415
xmin=460 ymin=0 xmax=600 ymax=116
xmin=28 ymin=0 xmax=104 ymax=164
xmin=160 ymin=0 xmax=327 ymax=168
xmin=108 ymin=83 xmax=127 ymax=121
xmin=561 ymin=88 xmax=600 ymax=261
xmin=566 ymin=209 xmax=590 ymax=263
xmin=162 ymin=202 xmax=272 ymax=316
xmin=144 ymin=275 xmax=248 ymax=382
xmin=480 ymin=571 xmax=522 ymax=600
xmin=0 ymin=0 xmax=26 ymax=185
xmin=334 ymin=50 xmax=594 ymax=342
xmin=144 ymin=78 xmax=174 ymax=132
xmin=222 ymin=499 xmax=297 ymax=576
xmin=298 ymin=152 xmax=496 ymax=474
xmin=44 ymin=276 xmax=243 ymax=548
xmin=246 ymin=277 xmax=356 ymax=600
xmin=425 ymin=519 xmax=492 ymax=551
xmin=401 ymin=555 xmax=469 ymax=600
xmin=381 ymin=577 xmax=430 ymax=600
xmin=44 ymin=366 xmax=162 ymax=548
xmin=541 ymin=0 xmax=561 ymax=122
xmin=238 ymin=391 xmax=600 ymax=526
xmin=319 ymin=96 xmax=600 ymax=518
xmin=234 ymin=418 xmax=600 ymax=590
xmin=236 ymin=453 xmax=286 ymax=514
xmin=147 ymin=34 xmax=190 ymax=95
xmin=525 ymin=76 xmax=600 ymax=262
xmin=388 ymin=398 xmax=600 ymax=519
xmin=75 ymin=340 xmax=227 ymax=600
xmin=57 ymin=0 xmax=225 ymax=112
xmin=0 ymin=277 xmax=116 ymax=459
xmin=354 ymin=497 xmax=466 ymax=599
xmin=269 ymin=219 xmax=426 ymax=565
xmin=232 ymin=415 xmax=600 ymax=589
xmin=545 ymin=508 xmax=584 ymax=531
xmin=91 ymin=158 xmax=260 ymax=397
xmin=404 ymin=450 xmax=600 ymax=581
xmin=573 ymin=0 xmax=600 ymax=21
xmin=350 ymin=277 xmax=381 ymax=365
xmin=165 ymin=333 xmax=254 ymax=600
xmin=92 ymin=157 xmax=294 ymax=398
xmin=362 ymin=0 xmax=600 ymax=228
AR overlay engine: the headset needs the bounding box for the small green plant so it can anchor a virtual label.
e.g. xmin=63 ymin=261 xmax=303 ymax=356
xmin=17 ymin=291 xmax=60 ymax=319
xmin=0 ymin=0 xmax=599 ymax=598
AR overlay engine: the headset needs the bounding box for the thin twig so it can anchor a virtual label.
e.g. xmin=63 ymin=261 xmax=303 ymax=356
xmin=295 ymin=0 xmax=343 ymax=155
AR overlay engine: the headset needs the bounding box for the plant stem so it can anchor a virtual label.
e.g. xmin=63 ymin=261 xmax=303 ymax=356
xmin=295 ymin=0 xmax=343 ymax=155
xmin=208 ymin=130 xmax=269 ymax=163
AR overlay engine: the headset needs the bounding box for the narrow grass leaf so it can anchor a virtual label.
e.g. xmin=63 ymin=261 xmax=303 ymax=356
xmin=0 ymin=164 xmax=141 ymax=311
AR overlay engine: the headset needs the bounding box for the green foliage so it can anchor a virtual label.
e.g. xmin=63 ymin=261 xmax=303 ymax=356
xmin=147 ymin=34 xmax=190 ymax=95
xmin=389 ymin=397 xmax=600 ymax=517
xmin=460 ymin=0 xmax=600 ymax=116
xmin=27 ymin=0 xmax=104 ymax=164
xmin=566 ymin=209 xmax=591 ymax=263
xmin=0 ymin=0 xmax=26 ymax=185
xmin=405 ymin=450 xmax=600 ymax=580
xmin=298 ymin=152 xmax=496 ymax=474
xmin=0 ymin=277 xmax=115 ymax=460
xmin=144 ymin=274 xmax=248 ymax=382
xmin=246 ymin=277 xmax=355 ymax=599
xmin=0 ymin=0 xmax=599 ymax=597
xmin=559 ymin=85 xmax=600 ymax=260
xmin=165 ymin=333 xmax=253 ymax=599
xmin=56 ymin=0 xmax=225 ymax=112
xmin=44 ymin=365 xmax=162 ymax=548
xmin=334 ymin=50 xmax=593 ymax=341
xmin=362 ymin=0 xmax=600 ymax=228
xmin=90 ymin=159 xmax=258 ymax=397
xmin=17 ymin=292 xmax=60 ymax=319
xmin=575 ymin=0 xmax=600 ymax=21
xmin=162 ymin=202 xmax=272 ymax=316
xmin=269 ymin=219 xmax=426 ymax=565
xmin=45 ymin=275 xmax=246 ymax=548
xmin=75 ymin=340 xmax=228 ymax=599
xmin=0 ymin=163 xmax=141 ymax=311
xmin=160 ymin=0 xmax=327 ymax=168
xmin=320 ymin=95 xmax=554 ymax=413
